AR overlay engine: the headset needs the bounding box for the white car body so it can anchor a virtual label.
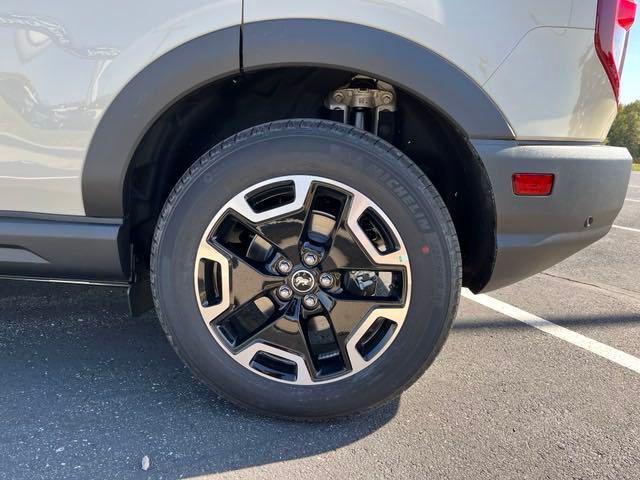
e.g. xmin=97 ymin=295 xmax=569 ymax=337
xmin=0 ymin=0 xmax=618 ymax=215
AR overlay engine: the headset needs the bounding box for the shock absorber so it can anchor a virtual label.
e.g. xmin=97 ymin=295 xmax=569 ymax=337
xmin=326 ymin=76 xmax=397 ymax=143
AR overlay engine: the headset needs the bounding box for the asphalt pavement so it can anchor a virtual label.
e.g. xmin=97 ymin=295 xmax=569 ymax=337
xmin=0 ymin=172 xmax=639 ymax=480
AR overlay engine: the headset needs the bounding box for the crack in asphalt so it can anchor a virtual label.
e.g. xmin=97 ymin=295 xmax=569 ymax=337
xmin=540 ymin=272 xmax=640 ymax=306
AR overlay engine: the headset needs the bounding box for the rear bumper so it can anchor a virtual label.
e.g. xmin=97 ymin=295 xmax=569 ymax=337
xmin=473 ymin=140 xmax=632 ymax=292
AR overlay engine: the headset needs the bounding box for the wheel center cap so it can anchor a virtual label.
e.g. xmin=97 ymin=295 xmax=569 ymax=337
xmin=290 ymin=269 xmax=315 ymax=294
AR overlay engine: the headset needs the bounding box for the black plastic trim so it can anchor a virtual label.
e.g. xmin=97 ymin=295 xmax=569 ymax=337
xmin=242 ymin=20 xmax=514 ymax=141
xmin=82 ymin=20 xmax=515 ymax=219
xmin=0 ymin=212 xmax=128 ymax=283
xmin=473 ymin=140 xmax=632 ymax=291
xmin=82 ymin=26 xmax=241 ymax=217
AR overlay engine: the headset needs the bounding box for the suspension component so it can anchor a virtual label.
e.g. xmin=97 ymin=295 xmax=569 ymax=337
xmin=326 ymin=76 xmax=397 ymax=141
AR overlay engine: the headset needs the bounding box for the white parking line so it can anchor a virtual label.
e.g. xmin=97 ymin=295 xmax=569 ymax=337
xmin=613 ymin=225 xmax=640 ymax=233
xmin=625 ymin=198 xmax=640 ymax=203
xmin=462 ymin=289 xmax=640 ymax=375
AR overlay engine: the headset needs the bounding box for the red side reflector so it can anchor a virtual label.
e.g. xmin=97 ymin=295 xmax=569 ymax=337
xmin=512 ymin=173 xmax=554 ymax=196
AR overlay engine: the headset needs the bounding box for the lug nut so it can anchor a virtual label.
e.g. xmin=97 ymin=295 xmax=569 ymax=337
xmin=275 ymin=258 xmax=293 ymax=275
xmin=302 ymin=294 xmax=319 ymax=309
xmin=302 ymin=252 xmax=320 ymax=267
xmin=277 ymin=285 xmax=293 ymax=301
xmin=319 ymin=273 xmax=334 ymax=289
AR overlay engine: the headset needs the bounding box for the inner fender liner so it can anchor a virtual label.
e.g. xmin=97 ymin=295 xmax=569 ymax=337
xmin=242 ymin=20 xmax=514 ymax=141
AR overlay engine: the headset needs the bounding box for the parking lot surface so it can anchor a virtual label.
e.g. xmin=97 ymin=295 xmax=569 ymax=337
xmin=0 ymin=172 xmax=638 ymax=480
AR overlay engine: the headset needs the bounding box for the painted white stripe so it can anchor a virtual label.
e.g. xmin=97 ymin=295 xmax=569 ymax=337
xmin=612 ymin=224 xmax=640 ymax=233
xmin=462 ymin=289 xmax=640 ymax=375
xmin=625 ymin=198 xmax=640 ymax=203
xmin=628 ymin=185 xmax=640 ymax=189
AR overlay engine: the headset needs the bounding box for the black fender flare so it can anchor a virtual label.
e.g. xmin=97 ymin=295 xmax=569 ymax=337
xmin=242 ymin=20 xmax=514 ymax=140
xmin=82 ymin=20 xmax=513 ymax=217
xmin=82 ymin=27 xmax=241 ymax=217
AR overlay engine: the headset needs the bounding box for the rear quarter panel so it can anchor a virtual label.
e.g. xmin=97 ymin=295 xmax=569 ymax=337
xmin=484 ymin=26 xmax=618 ymax=141
xmin=0 ymin=0 xmax=241 ymax=215
xmin=244 ymin=0 xmax=586 ymax=86
xmin=245 ymin=0 xmax=617 ymax=141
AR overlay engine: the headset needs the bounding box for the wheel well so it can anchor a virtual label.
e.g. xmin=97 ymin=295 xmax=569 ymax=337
xmin=126 ymin=67 xmax=496 ymax=291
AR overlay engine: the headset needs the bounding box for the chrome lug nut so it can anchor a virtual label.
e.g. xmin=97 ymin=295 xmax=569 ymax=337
xmin=275 ymin=258 xmax=293 ymax=275
xmin=302 ymin=294 xmax=319 ymax=309
xmin=277 ymin=285 xmax=293 ymax=301
xmin=319 ymin=273 xmax=334 ymax=289
xmin=302 ymin=252 xmax=320 ymax=267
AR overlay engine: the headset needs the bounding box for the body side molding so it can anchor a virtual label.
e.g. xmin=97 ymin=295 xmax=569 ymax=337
xmin=0 ymin=212 xmax=128 ymax=283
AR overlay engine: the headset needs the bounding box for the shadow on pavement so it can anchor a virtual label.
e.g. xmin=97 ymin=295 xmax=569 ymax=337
xmin=0 ymin=280 xmax=398 ymax=479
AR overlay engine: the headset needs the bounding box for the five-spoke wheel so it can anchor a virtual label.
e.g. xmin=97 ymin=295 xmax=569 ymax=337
xmin=194 ymin=176 xmax=411 ymax=384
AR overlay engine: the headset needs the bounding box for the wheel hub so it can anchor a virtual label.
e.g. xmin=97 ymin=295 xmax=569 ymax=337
xmin=289 ymin=269 xmax=316 ymax=294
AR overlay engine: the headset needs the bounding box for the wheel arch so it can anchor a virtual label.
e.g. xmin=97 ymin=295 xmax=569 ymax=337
xmin=242 ymin=20 xmax=514 ymax=140
xmin=82 ymin=19 xmax=513 ymax=219
xmin=81 ymin=20 xmax=502 ymax=297
xmin=82 ymin=26 xmax=241 ymax=219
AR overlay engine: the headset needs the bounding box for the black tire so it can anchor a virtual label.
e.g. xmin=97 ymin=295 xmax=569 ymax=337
xmin=151 ymin=119 xmax=461 ymax=420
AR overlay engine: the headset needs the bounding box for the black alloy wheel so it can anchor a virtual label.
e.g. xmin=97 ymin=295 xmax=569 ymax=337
xmin=193 ymin=175 xmax=411 ymax=384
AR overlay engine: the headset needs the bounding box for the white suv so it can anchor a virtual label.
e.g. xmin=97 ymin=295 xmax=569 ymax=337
xmin=0 ymin=1 xmax=635 ymax=419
